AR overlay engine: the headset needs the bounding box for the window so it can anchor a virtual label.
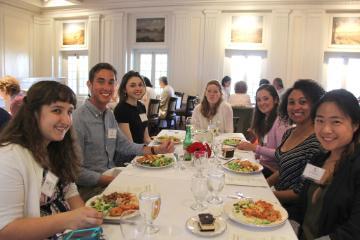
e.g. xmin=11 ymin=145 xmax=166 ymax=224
xmin=325 ymin=53 xmax=360 ymax=98
xmin=226 ymin=50 xmax=266 ymax=103
xmin=67 ymin=54 xmax=88 ymax=95
xmin=133 ymin=50 xmax=168 ymax=95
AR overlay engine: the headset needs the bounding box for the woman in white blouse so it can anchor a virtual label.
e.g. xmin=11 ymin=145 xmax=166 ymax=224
xmin=192 ymin=80 xmax=233 ymax=133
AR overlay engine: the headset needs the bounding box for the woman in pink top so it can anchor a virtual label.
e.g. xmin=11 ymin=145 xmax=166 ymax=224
xmin=237 ymin=84 xmax=289 ymax=177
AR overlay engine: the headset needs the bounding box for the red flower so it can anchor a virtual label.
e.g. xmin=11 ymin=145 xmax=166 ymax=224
xmin=187 ymin=142 xmax=211 ymax=157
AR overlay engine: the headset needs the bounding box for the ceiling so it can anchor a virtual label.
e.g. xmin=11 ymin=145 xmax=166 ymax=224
xmin=1 ymin=0 xmax=360 ymax=12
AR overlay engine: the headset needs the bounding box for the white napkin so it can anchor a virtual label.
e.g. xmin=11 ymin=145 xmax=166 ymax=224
xmin=225 ymin=174 xmax=268 ymax=187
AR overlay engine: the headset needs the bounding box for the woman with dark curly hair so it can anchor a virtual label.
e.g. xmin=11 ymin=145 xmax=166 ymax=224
xmin=0 ymin=81 xmax=102 ymax=239
xmin=267 ymin=79 xmax=325 ymax=206
xmin=114 ymin=70 xmax=151 ymax=144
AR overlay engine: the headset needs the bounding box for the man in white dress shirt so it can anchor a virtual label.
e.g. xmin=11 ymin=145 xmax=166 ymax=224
xmin=159 ymin=76 xmax=175 ymax=118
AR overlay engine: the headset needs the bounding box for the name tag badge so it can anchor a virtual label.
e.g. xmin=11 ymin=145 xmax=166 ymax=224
xmin=41 ymin=171 xmax=59 ymax=198
xmin=108 ymin=128 xmax=117 ymax=139
xmin=302 ymin=163 xmax=325 ymax=182
xmin=139 ymin=113 xmax=148 ymax=122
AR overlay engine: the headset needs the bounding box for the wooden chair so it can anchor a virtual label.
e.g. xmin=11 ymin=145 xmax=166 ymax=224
xmin=159 ymin=97 xmax=178 ymax=129
xmin=174 ymin=91 xmax=184 ymax=110
xmin=176 ymin=95 xmax=197 ymax=126
xmin=147 ymin=99 xmax=161 ymax=136
xmin=232 ymin=106 xmax=254 ymax=134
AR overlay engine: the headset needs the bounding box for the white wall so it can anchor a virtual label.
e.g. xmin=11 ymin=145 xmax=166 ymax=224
xmin=1 ymin=2 xmax=360 ymax=95
xmin=0 ymin=3 xmax=34 ymax=78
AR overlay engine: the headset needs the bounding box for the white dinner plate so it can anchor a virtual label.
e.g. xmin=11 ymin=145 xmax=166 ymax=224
xmin=222 ymin=159 xmax=263 ymax=174
xmin=132 ymin=153 xmax=175 ymax=169
xmin=186 ymin=216 xmax=227 ymax=237
xmin=86 ymin=194 xmax=139 ymax=223
xmin=154 ymin=135 xmax=182 ymax=144
xmin=222 ymin=137 xmax=243 ymax=147
xmin=224 ymin=199 xmax=288 ymax=228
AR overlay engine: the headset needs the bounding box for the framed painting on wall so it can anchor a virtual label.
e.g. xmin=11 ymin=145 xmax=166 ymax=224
xmin=61 ymin=20 xmax=87 ymax=50
xmin=136 ymin=18 xmax=165 ymax=43
xmin=231 ymin=16 xmax=263 ymax=44
xmin=330 ymin=16 xmax=360 ymax=48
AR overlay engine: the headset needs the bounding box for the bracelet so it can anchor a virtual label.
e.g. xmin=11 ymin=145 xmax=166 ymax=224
xmin=151 ymin=146 xmax=156 ymax=155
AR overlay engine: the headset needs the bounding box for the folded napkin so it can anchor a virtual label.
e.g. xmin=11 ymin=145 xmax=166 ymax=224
xmin=225 ymin=174 xmax=268 ymax=187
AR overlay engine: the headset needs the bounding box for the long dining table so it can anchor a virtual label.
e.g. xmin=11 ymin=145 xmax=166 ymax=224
xmin=100 ymin=130 xmax=298 ymax=240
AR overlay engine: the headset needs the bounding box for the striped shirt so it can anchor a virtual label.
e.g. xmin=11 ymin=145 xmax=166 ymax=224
xmin=275 ymin=128 xmax=322 ymax=194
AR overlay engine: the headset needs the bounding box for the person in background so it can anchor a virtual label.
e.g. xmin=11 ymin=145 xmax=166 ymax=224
xmin=221 ymin=76 xmax=231 ymax=101
xmin=73 ymin=63 xmax=174 ymax=200
xmin=0 ymin=81 xmax=102 ymax=239
xmin=192 ymin=80 xmax=233 ymax=133
xmin=298 ymin=89 xmax=360 ymax=240
xmin=228 ymin=81 xmax=252 ymax=107
xmin=259 ymin=78 xmax=270 ymax=86
xmin=141 ymin=76 xmax=157 ymax=112
xmin=273 ymin=77 xmax=285 ymax=99
xmin=0 ymin=107 xmax=11 ymax=130
xmin=267 ymin=79 xmax=325 ymax=213
xmin=0 ymin=75 xmax=25 ymax=116
xmin=114 ymin=71 xmax=151 ymax=144
xmin=237 ymin=84 xmax=289 ymax=177
xmin=159 ymin=76 xmax=175 ymax=118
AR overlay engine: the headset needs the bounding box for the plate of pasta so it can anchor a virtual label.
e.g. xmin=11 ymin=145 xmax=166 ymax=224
xmin=223 ymin=159 xmax=263 ymax=174
xmin=224 ymin=199 xmax=288 ymax=228
xmin=87 ymin=192 xmax=139 ymax=222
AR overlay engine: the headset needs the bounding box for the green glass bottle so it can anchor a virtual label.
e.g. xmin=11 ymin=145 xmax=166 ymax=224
xmin=183 ymin=123 xmax=193 ymax=161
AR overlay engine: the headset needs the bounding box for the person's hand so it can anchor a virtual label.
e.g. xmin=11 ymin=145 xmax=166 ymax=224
xmin=245 ymin=128 xmax=257 ymax=143
xmin=237 ymin=141 xmax=256 ymax=152
xmin=156 ymin=140 xmax=175 ymax=154
xmin=65 ymin=207 xmax=103 ymax=230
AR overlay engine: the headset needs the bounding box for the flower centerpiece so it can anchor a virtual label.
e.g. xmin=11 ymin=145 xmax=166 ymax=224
xmin=186 ymin=142 xmax=212 ymax=158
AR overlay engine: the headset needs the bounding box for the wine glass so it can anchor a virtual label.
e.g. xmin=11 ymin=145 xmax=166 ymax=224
xmin=207 ymin=169 xmax=225 ymax=204
xmin=139 ymin=191 xmax=161 ymax=234
xmin=190 ymin=174 xmax=208 ymax=210
xmin=174 ymin=147 xmax=185 ymax=170
xmin=193 ymin=150 xmax=207 ymax=176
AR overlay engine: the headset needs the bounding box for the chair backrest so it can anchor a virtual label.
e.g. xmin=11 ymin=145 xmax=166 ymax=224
xmin=185 ymin=95 xmax=197 ymax=115
xmin=232 ymin=106 xmax=254 ymax=134
xmin=174 ymin=91 xmax=184 ymax=109
xmin=166 ymin=97 xmax=178 ymax=117
xmin=147 ymin=99 xmax=160 ymax=119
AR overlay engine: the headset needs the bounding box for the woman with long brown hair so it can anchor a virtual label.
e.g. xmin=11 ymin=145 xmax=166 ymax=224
xmin=0 ymin=81 xmax=102 ymax=239
xmin=191 ymin=80 xmax=233 ymax=133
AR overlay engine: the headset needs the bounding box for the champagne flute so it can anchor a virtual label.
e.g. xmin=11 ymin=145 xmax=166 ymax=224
xmin=190 ymin=174 xmax=208 ymax=210
xmin=139 ymin=191 xmax=161 ymax=234
xmin=207 ymin=169 xmax=225 ymax=204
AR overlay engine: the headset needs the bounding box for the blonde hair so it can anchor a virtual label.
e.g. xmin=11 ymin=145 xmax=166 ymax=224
xmin=0 ymin=75 xmax=20 ymax=96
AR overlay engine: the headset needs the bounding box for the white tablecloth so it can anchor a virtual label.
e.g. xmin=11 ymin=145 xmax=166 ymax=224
xmin=101 ymin=130 xmax=298 ymax=240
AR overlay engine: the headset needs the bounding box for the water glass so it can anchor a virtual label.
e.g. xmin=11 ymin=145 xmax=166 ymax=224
xmin=120 ymin=218 xmax=145 ymax=240
xmin=139 ymin=191 xmax=161 ymax=234
xmin=193 ymin=150 xmax=208 ymax=176
xmin=190 ymin=174 xmax=208 ymax=210
xmin=207 ymin=169 xmax=225 ymax=204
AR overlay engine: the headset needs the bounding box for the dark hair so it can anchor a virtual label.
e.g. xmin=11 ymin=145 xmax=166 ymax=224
xmin=89 ymin=62 xmax=117 ymax=83
xmin=312 ymin=89 xmax=360 ymax=159
xmin=118 ymin=71 xmax=145 ymax=102
xmin=159 ymin=76 xmax=168 ymax=85
xmin=221 ymin=76 xmax=231 ymax=87
xmin=251 ymin=84 xmax=279 ymax=139
xmin=200 ymin=80 xmax=223 ymax=119
xmin=259 ymin=79 xmax=270 ymax=86
xmin=273 ymin=77 xmax=284 ymax=88
xmin=234 ymin=81 xmax=248 ymax=94
xmin=143 ymin=76 xmax=152 ymax=88
xmin=279 ymin=79 xmax=325 ymax=123
xmin=0 ymin=81 xmax=80 ymax=184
